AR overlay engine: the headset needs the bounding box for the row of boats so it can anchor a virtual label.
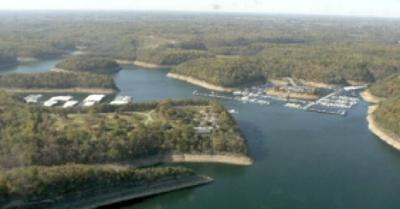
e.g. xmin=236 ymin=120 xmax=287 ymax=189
xmin=193 ymin=90 xmax=271 ymax=105
xmin=303 ymin=90 xmax=360 ymax=116
xmin=24 ymin=94 xmax=133 ymax=108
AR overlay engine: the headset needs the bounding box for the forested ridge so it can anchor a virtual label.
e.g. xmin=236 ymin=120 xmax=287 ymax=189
xmin=0 ymin=72 xmax=117 ymax=90
xmin=56 ymin=55 xmax=121 ymax=74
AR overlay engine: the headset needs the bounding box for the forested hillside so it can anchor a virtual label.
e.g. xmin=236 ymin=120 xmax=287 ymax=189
xmin=173 ymin=57 xmax=265 ymax=87
xmin=56 ymin=55 xmax=121 ymax=74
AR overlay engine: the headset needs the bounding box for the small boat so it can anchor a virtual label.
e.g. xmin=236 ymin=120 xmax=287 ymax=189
xmin=228 ymin=109 xmax=239 ymax=114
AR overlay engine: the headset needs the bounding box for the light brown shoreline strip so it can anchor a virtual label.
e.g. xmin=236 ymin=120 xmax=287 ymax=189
xmin=115 ymin=59 xmax=174 ymax=69
xmin=361 ymin=90 xmax=383 ymax=104
xmin=167 ymin=72 xmax=235 ymax=93
xmin=128 ymin=154 xmax=253 ymax=168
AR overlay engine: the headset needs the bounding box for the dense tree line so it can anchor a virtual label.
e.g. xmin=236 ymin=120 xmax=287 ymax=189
xmin=0 ymin=72 xmax=117 ymax=90
xmin=173 ymin=57 xmax=266 ymax=87
xmin=0 ymin=164 xmax=193 ymax=203
xmin=56 ymin=55 xmax=121 ymax=74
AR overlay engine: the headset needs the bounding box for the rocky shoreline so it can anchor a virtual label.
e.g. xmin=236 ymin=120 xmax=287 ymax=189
xmin=167 ymin=73 xmax=236 ymax=93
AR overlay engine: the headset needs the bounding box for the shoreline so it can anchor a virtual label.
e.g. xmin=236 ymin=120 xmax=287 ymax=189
xmin=361 ymin=90 xmax=383 ymax=104
xmin=0 ymin=87 xmax=117 ymax=94
xmin=168 ymin=154 xmax=253 ymax=165
xmin=367 ymin=106 xmax=400 ymax=151
xmin=116 ymin=59 xmax=174 ymax=69
xmin=167 ymin=73 xmax=236 ymax=93
xmin=128 ymin=154 xmax=253 ymax=167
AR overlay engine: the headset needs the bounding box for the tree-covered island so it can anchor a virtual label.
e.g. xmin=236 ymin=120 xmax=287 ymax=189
xmin=55 ymin=55 xmax=121 ymax=74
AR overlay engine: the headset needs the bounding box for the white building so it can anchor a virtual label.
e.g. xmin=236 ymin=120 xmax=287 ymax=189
xmin=110 ymin=96 xmax=133 ymax=105
xmin=43 ymin=100 xmax=58 ymax=107
xmin=49 ymin=96 xmax=73 ymax=102
xmin=82 ymin=94 xmax=106 ymax=107
xmin=24 ymin=94 xmax=43 ymax=103
xmin=63 ymin=100 xmax=79 ymax=108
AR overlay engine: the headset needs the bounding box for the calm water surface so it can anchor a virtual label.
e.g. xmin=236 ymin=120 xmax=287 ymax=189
xmin=4 ymin=61 xmax=400 ymax=209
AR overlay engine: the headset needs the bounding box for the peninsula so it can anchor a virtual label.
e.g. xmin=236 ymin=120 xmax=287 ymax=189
xmin=0 ymin=92 xmax=251 ymax=208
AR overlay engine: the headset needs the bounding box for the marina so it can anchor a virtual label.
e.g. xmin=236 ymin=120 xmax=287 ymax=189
xmin=193 ymin=84 xmax=363 ymax=117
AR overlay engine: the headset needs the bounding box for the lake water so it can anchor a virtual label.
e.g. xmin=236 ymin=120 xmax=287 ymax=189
xmin=3 ymin=61 xmax=400 ymax=209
